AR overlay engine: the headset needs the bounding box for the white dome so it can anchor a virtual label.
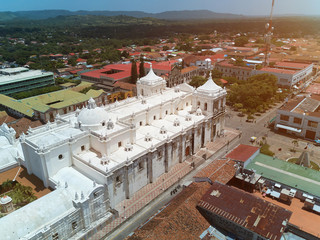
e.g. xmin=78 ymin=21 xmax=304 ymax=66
xmin=196 ymin=72 xmax=225 ymax=96
xmin=139 ymin=64 xmax=164 ymax=85
xmin=77 ymin=98 xmax=109 ymax=128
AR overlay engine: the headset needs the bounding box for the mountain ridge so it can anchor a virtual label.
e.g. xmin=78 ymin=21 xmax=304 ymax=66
xmin=0 ymin=9 xmax=245 ymax=21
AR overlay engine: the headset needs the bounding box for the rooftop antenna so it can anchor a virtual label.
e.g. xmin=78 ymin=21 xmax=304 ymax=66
xmin=264 ymin=0 xmax=275 ymax=66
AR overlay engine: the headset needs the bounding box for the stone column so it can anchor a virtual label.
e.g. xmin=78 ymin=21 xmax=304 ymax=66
xmin=147 ymin=148 xmax=156 ymax=183
xmin=124 ymin=165 xmax=130 ymax=199
xmin=165 ymin=138 xmax=172 ymax=173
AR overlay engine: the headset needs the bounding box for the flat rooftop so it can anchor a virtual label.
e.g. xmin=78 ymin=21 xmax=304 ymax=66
xmin=0 ymin=69 xmax=53 ymax=86
xmin=246 ymin=154 xmax=320 ymax=197
xmin=198 ymin=182 xmax=292 ymax=240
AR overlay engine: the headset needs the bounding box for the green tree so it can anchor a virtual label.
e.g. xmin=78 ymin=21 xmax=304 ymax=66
xmin=212 ymin=69 xmax=223 ymax=79
xmin=130 ymin=59 xmax=138 ymax=84
xmin=189 ymin=76 xmax=206 ymax=88
xmin=139 ymin=56 xmax=145 ymax=78
xmin=68 ymin=57 xmax=77 ymax=67
xmin=234 ymin=36 xmax=249 ymax=47
xmin=233 ymin=103 xmax=243 ymax=110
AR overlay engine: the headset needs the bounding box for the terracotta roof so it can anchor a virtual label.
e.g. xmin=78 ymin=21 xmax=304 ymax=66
xmin=113 ymin=81 xmax=135 ymax=91
xmin=183 ymin=55 xmax=201 ymax=66
xmin=197 ymin=182 xmax=292 ymax=240
xmin=181 ymin=66 xmax=198 ymax=74
xmin=216 ymin=60 xmax=251 ymax=70
xmin=194 ymin=159 xmax=236 ymax=182
xmin=81 ymin=64 xmax=132 ymax=81
xmin=220 ymin=78 xmax=228 ymax=84
xmin=226 ymin=144 xmax=259 ymax=162
xmin=127 ymin=159 xmax=235 ymax=240
xmin=259 ymin=67 xmax=297 ymax=75
xmin=275 ymin=61 xmax=312 ymax=70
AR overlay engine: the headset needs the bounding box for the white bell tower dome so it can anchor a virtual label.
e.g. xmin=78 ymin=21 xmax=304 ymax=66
xmin=136 ymin=63 xmax=166 ymax=97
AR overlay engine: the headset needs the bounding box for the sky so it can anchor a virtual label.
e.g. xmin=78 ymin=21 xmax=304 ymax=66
xmin=1 ymin=0 xmax=320 ymax=16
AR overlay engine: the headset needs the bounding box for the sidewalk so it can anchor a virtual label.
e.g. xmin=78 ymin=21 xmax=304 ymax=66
xmin=94 ymin=128 xmax=240 ymax=240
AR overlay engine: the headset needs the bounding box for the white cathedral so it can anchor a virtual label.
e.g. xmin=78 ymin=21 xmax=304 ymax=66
xmin=0 ymin=66 xmax=226 ymax=240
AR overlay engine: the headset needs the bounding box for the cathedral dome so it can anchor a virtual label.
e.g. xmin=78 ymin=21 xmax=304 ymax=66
xmin=77 ymin=98 xmax=109 ymax=128
xmin=139 ymin=64 xmax=164 ymax=85
xmin=197 ymin=72 xmax=225 ymax=97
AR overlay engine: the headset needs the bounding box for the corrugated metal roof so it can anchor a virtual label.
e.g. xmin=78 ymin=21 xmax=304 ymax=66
xmin=0 ymin=94 xmax=34 ymax=117
xmin=198 ymin=182 xmax=292 ymax=240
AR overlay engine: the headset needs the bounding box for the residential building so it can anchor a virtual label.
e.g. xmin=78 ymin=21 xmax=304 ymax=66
xmin=274 ymin=94 xmax=320 ymax=140
xmin=197 ymin=182 xmax=292 ymax=240
xmin=0 ymin=67 xmax=54 ymax=95
xmin=215 ymin=60 xmax=253 ymax=80
xmin=167 ymin=65 xmax=201 ymax=88
xmin=254 ymin=62 xmax=313 ymax=87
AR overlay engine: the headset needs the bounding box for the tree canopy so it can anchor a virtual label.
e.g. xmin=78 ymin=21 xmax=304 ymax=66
xmin=189 ymin=76 xmax=206 ymax=88
xmin=227 ymin=73 xmax=278 ymax=114
xmin=234 ymin=36 xmax=249 ymax=47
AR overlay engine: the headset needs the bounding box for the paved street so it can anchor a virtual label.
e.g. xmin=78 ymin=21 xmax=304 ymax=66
xmin=225 ymin=104 xmax=320 ymax=165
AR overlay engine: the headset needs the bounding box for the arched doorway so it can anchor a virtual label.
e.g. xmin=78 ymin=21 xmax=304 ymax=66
xmin=185 ymin=146 xmax=190 ymax=156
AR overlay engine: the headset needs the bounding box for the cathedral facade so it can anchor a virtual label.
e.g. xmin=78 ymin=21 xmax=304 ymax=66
xmin=0 ymin=67 xmax=226 ymax=239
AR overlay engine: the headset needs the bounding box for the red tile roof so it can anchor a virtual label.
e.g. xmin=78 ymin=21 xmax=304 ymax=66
xmin=76 ymin=58 xmax=86 ymax=62
xmin=216 ymin=60 xmax=252 ymax=70
xmin=113 ymin=81 xmax=135 ymax=91
xmin=220 ymin=78 xmax=228 ymax=84
xmin=259 ymin=67 xmax=297 ymax=75
xmin=81 ymin=64 xmax=133 ymax=81
xmin=127 ymin=159 xmax=235 ymax=240
xmin=275 ymin=61 xmax=312 ymax=70
xmin=226 ymin=144 xmax=259 ymax=162
xmin=197 ymin=182 xmax=292 ymax=240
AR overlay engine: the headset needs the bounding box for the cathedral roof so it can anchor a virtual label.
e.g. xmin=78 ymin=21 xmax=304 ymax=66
xmin=77 ymin=98 xmax=109 ymax=127
xmin=139 ymin=64 xmax=164 ymax=85
xmin=196 ymin=72 xmax=226 ymax=97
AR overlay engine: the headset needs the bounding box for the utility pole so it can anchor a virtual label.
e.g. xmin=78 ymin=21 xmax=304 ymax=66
xmin=264 ymin=0 xmax=275 ymax=66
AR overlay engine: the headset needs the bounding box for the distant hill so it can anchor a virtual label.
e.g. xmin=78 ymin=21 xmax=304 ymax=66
xmin=0 ymin=9 xmax=244 ymax=21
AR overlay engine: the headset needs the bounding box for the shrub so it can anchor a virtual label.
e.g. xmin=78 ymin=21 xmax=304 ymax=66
xmin=260 ymin=144 xmax=274 ymax=156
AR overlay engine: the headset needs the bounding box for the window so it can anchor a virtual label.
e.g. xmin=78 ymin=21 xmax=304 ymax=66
xmin=72 ymin=221 xmax=78 ymax=231
xmin=280 ymin=115 xmax=289 ymax=121
xmin=154 ymin=115 xmax=156 ymax=120
xmin=186 ymin=102 xmax=189 ymax=106
xmin=81 ymin=145 xmax=85 ymax=151
xmin=118 ymin=141 xmax=122 ymax=147
xmin=204 ymin=103 xmax=208 ymax=111
xmin=197 ymin=101 xmax=200 ymax=106
xmin=158 ymin=151 xmax=162 ymax=159
xmin=58 ymin=154 xmax=63 ymax=160
xmin=116 ymin=176 xmax=121 ymax=184
xmin=293 ymin=117 xmax=302 ymax=124
xmin=93 ymin=191 xmax=99 ymax=198
xmin=165 ymin=110 xmax=168 ymax=115
xmin=102 ymin=122 xmax=105 ymax=126
xmin=140 ymin=121 xmax=143 ymax=126
xmin=138 ymin=162 xmax=144 ymax=171
xmin=308 ymin=120 xmax=318 ymax=128
xmin=52 ymin=233 xmax=59 ymax=240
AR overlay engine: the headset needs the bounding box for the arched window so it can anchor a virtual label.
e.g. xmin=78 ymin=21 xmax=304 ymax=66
xmin=204 ymin=103 xmax=208 ymax=111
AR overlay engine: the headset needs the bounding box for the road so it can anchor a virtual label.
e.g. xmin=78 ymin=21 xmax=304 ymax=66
xmin=225 ymin=103 xmax=281 ymax=145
